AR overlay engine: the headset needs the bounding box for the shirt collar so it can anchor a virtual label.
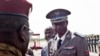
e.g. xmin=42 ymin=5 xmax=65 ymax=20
xmin=60 ymin=30 xmax=69 ymax=43
xmin=55 ymin=30 xmax=69 ymax=43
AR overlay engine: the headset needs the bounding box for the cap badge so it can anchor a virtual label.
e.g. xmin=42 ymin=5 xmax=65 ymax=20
xmin=55 ymin=11 xmax=60 ymax=16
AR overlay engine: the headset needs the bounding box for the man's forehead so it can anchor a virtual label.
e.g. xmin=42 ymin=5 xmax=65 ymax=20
xmin=45 ymin=29 xmax=53 ymax=32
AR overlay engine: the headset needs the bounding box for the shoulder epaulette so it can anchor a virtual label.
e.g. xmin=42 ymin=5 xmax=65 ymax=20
xmin=74 ymin=32 xmax=85 ymax=39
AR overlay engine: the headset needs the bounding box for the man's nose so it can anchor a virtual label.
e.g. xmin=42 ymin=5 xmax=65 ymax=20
xmin=45 ymin=34 xmax=49 ymax=36
xmin=56 ymin=25 xmax=60 ymax=29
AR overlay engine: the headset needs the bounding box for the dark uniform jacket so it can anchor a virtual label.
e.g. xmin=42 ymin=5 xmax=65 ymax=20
xmin=48 ymin=31 xmax=89 ymax=56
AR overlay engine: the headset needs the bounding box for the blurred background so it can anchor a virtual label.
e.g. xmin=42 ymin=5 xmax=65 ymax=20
xmin=27 ymin=0 xmax=100 ymax=39
xmin=27 ymin=0 xmax=100 ymax=56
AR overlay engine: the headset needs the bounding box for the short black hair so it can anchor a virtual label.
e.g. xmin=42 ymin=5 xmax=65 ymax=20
xmin=0 ymin=14 xmax=29 ymax=32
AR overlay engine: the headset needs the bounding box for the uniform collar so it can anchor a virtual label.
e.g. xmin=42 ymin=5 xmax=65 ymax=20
xmin=0 ymin=43 xmax=22 ymax=56
xmin=55 ymin=30 xmax=69 ymax=43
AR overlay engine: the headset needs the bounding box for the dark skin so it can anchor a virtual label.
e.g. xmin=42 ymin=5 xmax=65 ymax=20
xmin=52 ymin=20 xmax=68 ymax=38
xmin=0 ymin=25 xmax=30 ymax=56
xmin=17 ymin=25 xmax=30 ymax=55
xmin=45 ymin=28 xmax=55 ymax=41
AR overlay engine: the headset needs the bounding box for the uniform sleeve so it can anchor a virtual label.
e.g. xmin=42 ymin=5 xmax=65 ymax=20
xmin=41 ymin=49 xmax=44 ymax=56
xmin=76 ymin=38 xmax=89 ymax=56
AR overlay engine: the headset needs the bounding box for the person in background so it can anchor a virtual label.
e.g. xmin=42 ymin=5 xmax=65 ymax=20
xmin=41 ymin=27 xmax=55 ymax=56
xmin=0 ymin=0 xmax=32 ymax=56
xmin=46 ymin=8 xmax=89 ymax=56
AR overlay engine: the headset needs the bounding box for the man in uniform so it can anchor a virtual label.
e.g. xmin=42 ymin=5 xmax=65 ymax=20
xmin=46 ymin=8 xmax=89 ymax=56
xmin=0 ymin=0 xmax=32 ymax=56
xmin=41 ymin=27 xmax=55 ymax=56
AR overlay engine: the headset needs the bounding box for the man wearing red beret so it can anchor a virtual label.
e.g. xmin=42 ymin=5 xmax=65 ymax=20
xmin=0 ymin=0 xmax=32 ymax=56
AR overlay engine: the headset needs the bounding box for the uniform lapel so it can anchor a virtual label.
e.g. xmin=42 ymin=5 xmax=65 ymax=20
xmin=62 ymin=31 xmax=72 ymax=45
xmin=54 ymin=31 xmax=72 ymax=56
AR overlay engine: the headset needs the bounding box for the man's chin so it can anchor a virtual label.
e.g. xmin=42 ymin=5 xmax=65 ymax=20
xmin=57 ymin=31 xmax=61 ymax=34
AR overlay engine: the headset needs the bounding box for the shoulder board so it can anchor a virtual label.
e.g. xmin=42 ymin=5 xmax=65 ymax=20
xmin=74 ymin=32 xmax=85 ymax=39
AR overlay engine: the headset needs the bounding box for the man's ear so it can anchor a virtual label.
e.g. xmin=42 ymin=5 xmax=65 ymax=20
xmin=65 ymin=20 xmax=68 ymax=26
xmin=18 ymin=25 xmax=28 ymax=42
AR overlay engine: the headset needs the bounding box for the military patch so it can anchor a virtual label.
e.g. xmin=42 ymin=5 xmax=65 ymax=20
xmin=85 ymin=50 xmax=89 ymax=56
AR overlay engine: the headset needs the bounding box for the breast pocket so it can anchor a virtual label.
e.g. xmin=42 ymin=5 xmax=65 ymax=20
xmin=60 ymin=48 xmax=76 ymax=56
